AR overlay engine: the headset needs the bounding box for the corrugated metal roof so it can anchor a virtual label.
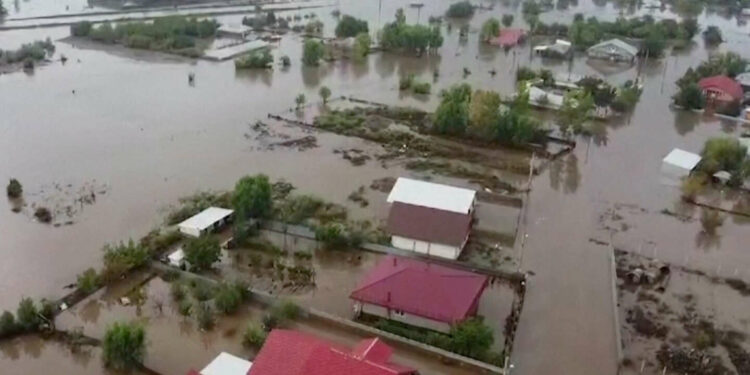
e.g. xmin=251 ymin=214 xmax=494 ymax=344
xmin=662 ymin=148 xmax=702 ymax=171
xmin=178 ymin=207 xmax=233 ymax=232
xmin=200 ymin=352 xmax=252 ymax=375
xmin=386 ymin=178 xmax=475 ymax=214
xmin=588 ymin=38 xmax=638 ymax=57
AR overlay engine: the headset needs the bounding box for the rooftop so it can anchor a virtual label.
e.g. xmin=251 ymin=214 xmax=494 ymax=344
xmin=248 ymin=330 xmax=416 ymax=375
xmin=386 ymin=177 xmax=475 ymax=214
xmin=662 ymin=148 xmax=702 ymax=171
xmin=350 ymin=255 xmax=488 ymax=324
xmin=200 ymin=352 xmax=253 ymax=375
xmin=177 ymin=207 xmax=233 ymax=232
xmin=698 ymin=75 xmax=744 ymax=101
xmin=588 ymin=38 xmax=638 ymax=56
xmin=387 ymin=202 xmax=471 ymax=247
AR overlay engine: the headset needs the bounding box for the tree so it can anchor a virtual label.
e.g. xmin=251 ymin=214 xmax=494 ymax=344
xmin=335 ymin=15 xmax=368 ymax=38
xmin=0 ymin=0 xmax=7 ymax=16
xmin=6 ymin=178 xmax=22 ymax=198
xmin=234 ymin=50 xmax=273 ymax=69
xmin=77 ymin=268 xmax=101 ymax=294
xmin=642 ymin=27 xmax=666 ymax=57
xmin=304 ymin=20 xmax=324 ymax=34
xmin=469 ymin=90 xmax=502 ymax=138
xmin=319 ymin=86 xmax=331 ymax=104
xmin=233 ymin=174 xmax=273 ymax=220
xmin=673 ymin=82 xmax=704 ymax=110
xmin=243 ymin=322 xmax=267 ymax=348
xmin=184 ymin=236 xmax=221 ymax=272
xmin=682 ymin=18 xmax=699 ymax=39
xmin=353 ymin=32 xmax=371 ymax=60
xmin=214 ymin=282 xmax=245 ymax=314
xmin=0 ymin=311 xmax=16 ymax=338
xmin=702 ymin=25 xmax=722 ymax=46
xmin=700 ymin=137 xmax=748 ymax=183
xmin=480 ymin=18 xmax=501 ymax=42
xmin=71 ymin=21 xmax=93 ymax=37
xmin=502 ymin=14 xmax=514 ymax=27
xmin=315 ymin=222 xmax=349 ymax=249
xmin=446 ymin=1 xmax=474 ymax=18
xmin=16 ymin=298 xmax=40 ymax=332
xmin=559 ymin=90 xmax=594 ymax=134
xmin=449 ymin=318 xmax=494 ymax=359
xmin=102 ymin=322 xmax=146 ymax=371
xmin=195 ymin=302 xmax=215 ymax=330
xmin=302 ymin=39 xmax=325 ymax=66
xmin=379 ymin=10 xmax=442 ymax=55
xmin=295 ymin=93 xmax=306 ymax=109
xmin=280 ymin=55 xmax=291 ymax=67
xmin=434 ymin=84 xmax=472 ymax=135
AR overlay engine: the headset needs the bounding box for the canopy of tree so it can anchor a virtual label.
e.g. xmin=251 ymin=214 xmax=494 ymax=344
xmin=699 ymin=137 xmax=750 ymax=186
xmin=446 ymin=1 xmax=474 ymax=18
xmin=235 ymin=49 xmax=273 ymax=69
xmin=335 ymin=15 xmax=368 ymax=38
xmin=379 ymin=9 xmax=443 ymax=55
xmin=674 ymin=52 xmax=748 ymax=111
xmin=0 ymin=39 xmax=55 ymax=65
xmin=302 ymin=39 xmax=325 ymax=66
xmin=184 ymin=236 xmax=221 ymax=271
xmin=103 ymin=322 xmax=146 ymax=371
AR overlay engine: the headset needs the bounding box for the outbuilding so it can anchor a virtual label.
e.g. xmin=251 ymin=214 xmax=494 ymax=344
xmin=217 ymin=25 xmax=252 ymax=39
xmin=698 ymin=75 xmax=743 ymax=105
xmin=661 ymin=148 xmax=702 ymax=185
xmin=587 ymin=39 xmax=638 ymax=63
xmin=350 ymin=255 xmax=488 ymax=333
xmin=534 ymin=39 xmax=572 ymax=58
xmin=177 ymin=207 xmax=234 ymax=238
xmin=168 ymin=248 xmax=186 ymax=268
xmin=386 ymin=178 xmax=475 ymax=260
xmin=187 ymin=352 xmax=253 ymax=375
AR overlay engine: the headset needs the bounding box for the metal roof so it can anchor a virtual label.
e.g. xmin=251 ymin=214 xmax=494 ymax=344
xmin=662 ymin=148 xmax=702 ymax=171
xmin=386 ymin=178 xmax=475 ymax=214
xmin=588 ymin=38 xmax=638 ymax=57
xmin=177 ymin=207 xmax=233 ymax=232
xmin=200 ymin=352 xmax=252 ymax=375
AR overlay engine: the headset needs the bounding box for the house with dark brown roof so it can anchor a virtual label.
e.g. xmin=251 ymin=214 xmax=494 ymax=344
xmin=386 ymin=178 xmax=475 ymax=260
xmin=350 ymin=256 xmax=488 ymax=333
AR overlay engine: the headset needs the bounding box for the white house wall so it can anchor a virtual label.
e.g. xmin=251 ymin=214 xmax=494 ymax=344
xmin=178 ymin=226 xmax=201 ymax=238
xmin=360 ymin=302 xmax=452 ymax=333
xmin=391 ymin=236 xmax=461 ymax=260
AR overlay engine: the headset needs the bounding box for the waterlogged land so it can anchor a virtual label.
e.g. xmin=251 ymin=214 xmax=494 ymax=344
xmin=2 ymin=0 xmax=750 ymax=374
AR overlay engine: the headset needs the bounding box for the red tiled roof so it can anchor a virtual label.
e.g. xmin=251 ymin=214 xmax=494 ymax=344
xmin=698 ymin=75 xmax=743 ymax=101
xmin=491 ymin=28 xmax=526 ymax=47
xmin=248 ymin=330 xmax=416 ymax=375
xmin=350 ymin=256 xmax=488 ymax=324
xmin=387 ymin=202 xmax=471 ymax=247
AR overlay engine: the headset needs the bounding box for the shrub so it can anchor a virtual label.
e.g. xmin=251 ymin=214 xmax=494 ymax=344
xmin=446 ymin=1 xmax=474 ymax=18
xmin=353 ymin=32 xmax=371 ymax=60
xmin=449 ymin=318 xmax=494 ymax=359
xmin=102 ymin=240 xmax=149 ymax=282
xmin=233 ymin=174 xmax=273 ymax=220
xmin=319 ymin=86 xmax=332 ymax=104
xmin=242 ymin=322 xmax=267 ymax=348
xmin=0 ymin=311 xmax=17 ymax=338
xmin=703 ymin=26 xmax=722 ymax=46
xmin=335 ymin=15 xmax=368 ymax=38
xmin=34 ymin=207 xmax=52 ymax=223
xmin=700 ymin=209 xmax=724 ymax=235
xmin=39 ymin=299 xmax=55 ymax=321
xmin=302 ymin=39 xmax=325 ymax=66
xmin=178 ymin=300 xmax=192 ymax=316
xmin=502 ymin=14 xmax=514 ymax=27
xmin=195 ymin=302 xmax=214 ymax=330
xmin=184 ymin=236 xmax=221 ymax=272
xmin=214 ymin=282 xmax=244 ymax=314
xmin=280 ymin=55 xmax=291 ymax=66
xmin=71 ymin=21 xmax=93 ymax=36
xmin=315 ymin=222 xmax=349 ymax=249
xmin=77 ymin=268 xmax=101 ymax=294
xmin=6 ymin=179 xmax=22 ymax=198
xmin=412 ymin=81 xmax=431 ymax=95
xmin=480 ymin=18 xmax=500 ymax=41
xmin=272 ymin=300 xmax=301 ymax=321
xmin=235 ymin=49 xmax=273 ymax=69
xmin=102 ymin=322 xmax=146 ymax=370
xmin=304 ymin=20 xmax=324 ymax=34
xmin=16 ymin=298 xmax=39 ymax=332
xmin=170 ymin=282 xmax=186 ymax=301
xmin=295 ymin=93 xmax=306 ymax=109
xmin=190 ymin=280 xmax=216 ymax=302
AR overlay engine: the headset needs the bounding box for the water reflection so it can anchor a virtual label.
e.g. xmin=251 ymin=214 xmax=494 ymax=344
xmin=301 ymin=64 xmax=332 ymax=88
xmin=235 ymin=69 xmax=274 ymax=87
xmin=548 ymin=153 xmax=581 ymax=193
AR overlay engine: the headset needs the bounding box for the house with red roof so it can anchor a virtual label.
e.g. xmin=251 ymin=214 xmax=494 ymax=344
xmin=386 ymin=178 xmax=476 ymax=260
xmin=350 ymin=255 xmax=488 ymax=333
xmin=247 ymin=329 xmax=417 ymax=375
xmin=490 ymin=28 xmax=526 ymax=48
xmin=699 ymin=75 xmax=743 ymax=105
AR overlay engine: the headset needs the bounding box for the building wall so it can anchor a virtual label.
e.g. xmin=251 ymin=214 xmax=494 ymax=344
xmin=359 ymin=302 xmax=452 ymax=333
xmin=178 ymin=225 xmax=201 ymax=238
xmin=391 ymin=236 xmax=461 ymax=260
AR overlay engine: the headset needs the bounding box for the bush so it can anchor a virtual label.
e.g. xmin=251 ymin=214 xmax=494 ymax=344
xmin=449 ymin=318 xmax=494 ymax=359
xmin=319 ymin=86 xmax=332 ymax=104
xmin=446 ymin=1 xmax=474 ymax=18
xmin=304 ymin=20 xmax=324 ymax=34
xmin=502 ymin=14 xmax=514 ymax=27
xmin=235 ymin=49 xmax=273 ymax=69
xmin=262 ymin=312 xmax=280 ymax=331
xmin=700 ymin=209 xmax=724 ymax=235
xmin=190 ymin=280 xmax=216 ymax=302
xmin=195 ymin=302 xmax=214 ymax=330
xmin=0 ymin=311 xmax=16 ymax=338
xmin=315 ymin=222 xmax=349 ymax=249
xmin=335 ymin=15 xmax=368 ymax=38
xmin=214 ymin=282 xmax=245 ymax=314
xmin=77 ymin=268 xmax=101 ymax=294
xmin=412 ymin=81 xmax=431 ymax=95
xmin=353 ymin=32 xmax=371 ymax=60
xmin=39 ymin=299 xmax=55 ymax=321
xmin=703 ymin=26 xmax=722 ymax=46
xmin=71 ymin=21 xmax=93 ymax=36
xmin=481 ymin=18 xmax=500 ymax=41
xmin=302 ymin=39 xmax=325 ymax=66
xmin=242 ymin=322 xmax=267 ymax=348
xmin=102 ymin=240 xmax=149 ymax=282
xmin=6 ymin=179 xmax=22 ymax=198
xmin=34 ymin=207 xmax=52 ymax=223
xmin=184 ymin=236 xmax=221 ymax=272
xmin=434 ymin=84 xmax=472 ymax=135
xmin=170 ymin=282 xmax=186 ymax=301
xmin=102 ymin=322 xmax=146 ymax=370
xmin=280 ymin=55 xmax=291 ymax=66
xmin=272 ymin=300 xmax=301 ymax=321
xmin=16 ymin=298 xmax=39 ymax=332
xmin=379 ymin=9 xmax=442 ymax=54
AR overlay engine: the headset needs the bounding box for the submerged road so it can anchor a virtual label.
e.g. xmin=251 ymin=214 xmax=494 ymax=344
xmin=511 ymin=149 xmax=619 ymax=375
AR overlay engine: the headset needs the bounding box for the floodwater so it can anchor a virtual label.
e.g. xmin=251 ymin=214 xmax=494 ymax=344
xmin=2 ymin=0 xmax=750 ymax=373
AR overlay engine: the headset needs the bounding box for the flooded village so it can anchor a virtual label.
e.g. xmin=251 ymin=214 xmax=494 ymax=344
xmin=2 ymin=0 xmax=750 ymax=374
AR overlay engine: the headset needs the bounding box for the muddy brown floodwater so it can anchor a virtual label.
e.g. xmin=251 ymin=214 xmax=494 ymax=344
xmin=3 ymin=0 xmax=750 ymax=373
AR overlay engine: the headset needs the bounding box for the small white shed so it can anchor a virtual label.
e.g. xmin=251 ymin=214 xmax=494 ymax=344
xmin=386 ymin=177 xmax=476 ymax=214
xmin=200 ymin=352 xmax=253 ymax=375
xmin=168 ymin=248 xmax=185 ymax=268
xmin=661 ymin=148 xmax=702 ymax=185
xmin=177 ymin=207 xmax=234 ymax=238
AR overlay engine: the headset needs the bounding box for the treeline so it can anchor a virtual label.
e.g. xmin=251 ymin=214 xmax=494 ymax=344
xmin=535 ymin=14 xmax=699 ymax=55
xmin=434 ymin=84 xmax=547 ymax=146
xmin=0 ymin=39 xmax=55 ymax=67
xmin=673 ymin=52 xmax=748 ymax=114
xmin=379 ymin=9 xmax=443 ymax=55
xmin=70 ymin=16 xmax=219 ymax=57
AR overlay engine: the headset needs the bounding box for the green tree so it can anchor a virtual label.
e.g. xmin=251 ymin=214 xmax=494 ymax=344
xmin=243 ymin=322 xmax=267 ymax=348
xmin=280 ymin=55 xmax=291 ymax=67
xmin=233 ymin=174 xmax=273 ymax=220
xmin=682 ymin=18 xmax=699 ymax=39
xmin=449 ymin=318 xmax=494 ymax=359
xmin=335 ymin=15 xmax=368 ymax=38
xmin=295 ymin=93 xmax=306 ymax=109
xmin=195 ymin=302 xmax=214 ymax=330
xmin=315 ymin=222 xmax=349 ymax=249
xmin=700 ymin=137 xmax=749 ymax=184
xmin=183 ymin=236 xmax=221 ymax=272
xmin=0 ymin=311 xmax=16 ymax=337
xmin=6 ymin=178 xmax=22 ymax=198
xmin=642 ymin=27 xmax=666 ymax=57
xmin=559 ymin=90 xmax=594 ymax=134
xmin=77 ymin=268 xmax=101 ymax=294
xmin=302 ymin=39 xmax=325 ymax=66
xmin=702 ymin=25 xmax=722 ymax=46
xmin=102 ymin=322 xmax=146 ymax=371
xmin=434 ymin=84 xmax=472 ymax=135
xmin=502 ymin=14 xmax=514 ymax=27
xmin=234 ymin=50 xmax=273 ymax=69
xmin=16 ymin=298 xmax=39 ymax=332
xmin=480 ymin=18 xmax=501 ymax=42
xmin=446 ymin=1 xmax=474 ymax=18
xmin=304 ymin=20 xmax=324 ymax=34
xmin=214 ymin=282 xmax=245 ymax=314
xmin=468 ymin=90 xmax=502 ymax=138
xmin=353 ymin=32 xmax=371 ymax=60
xmin=71 ymin=21 xmax=93 ymax=37
xmin=673 ymin=82 xmax=704 ymax=110
xmin=102 ymin=240 xmax=149 ymax=282
xmin=319 ymin=86 xmax=332 ymax=104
